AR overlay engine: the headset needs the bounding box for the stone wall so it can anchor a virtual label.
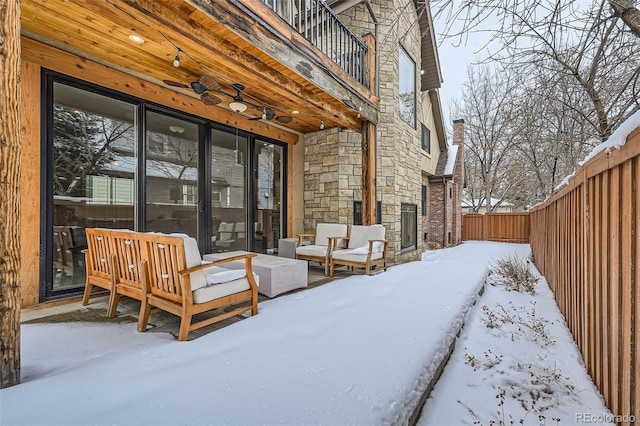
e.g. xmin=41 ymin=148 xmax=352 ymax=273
xmin=302 ymin=0 xmax=430 ymax=263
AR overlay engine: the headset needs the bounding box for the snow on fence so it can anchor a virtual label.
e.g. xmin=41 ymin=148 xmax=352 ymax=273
xmin=529 ymin=123 xmax=640 ymax=425
xmin=461 ymin=212 xmax=530 ymax=243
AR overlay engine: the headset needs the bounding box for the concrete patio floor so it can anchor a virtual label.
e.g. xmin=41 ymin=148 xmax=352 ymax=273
xmin=21 ymin=262 xmax=361 ymax=339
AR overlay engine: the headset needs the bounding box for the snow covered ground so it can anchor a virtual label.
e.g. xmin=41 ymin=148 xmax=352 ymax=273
xmin=1 ymin=242 xmax=611 ymax=425
xmin=419 ymin=254 xmax=613 ymax=426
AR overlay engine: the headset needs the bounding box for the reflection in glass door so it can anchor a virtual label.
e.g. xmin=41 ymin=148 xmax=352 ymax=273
xmin=254 ymin=140 xmax=284 ymax=254
xmin=145 ymin=111 xmax=200 ymax=238
xmin=211 ymin=129 xmax=248 ymax=252
xmin=51 ymin=83 xmax=137 ymax=293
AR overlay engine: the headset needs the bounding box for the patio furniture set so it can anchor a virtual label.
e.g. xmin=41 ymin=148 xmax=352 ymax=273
xmin=81 ymin=224 xmax=387 ymax=340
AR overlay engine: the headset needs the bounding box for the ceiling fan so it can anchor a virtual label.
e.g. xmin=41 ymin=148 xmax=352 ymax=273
xmin=247 ymin=106 xmax=293 ymax=123
xmin=163 ymin=75 xmax=222 ymax=106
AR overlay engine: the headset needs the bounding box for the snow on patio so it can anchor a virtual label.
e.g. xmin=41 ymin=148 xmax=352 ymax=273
xmin=1 ymin=242 xmax=610 ymax=425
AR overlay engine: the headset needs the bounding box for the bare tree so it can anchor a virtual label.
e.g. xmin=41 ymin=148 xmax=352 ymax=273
xmin=434 ymin=0 xmax=640 ymax=142
xmin=452 ymin=65 xmax=529 ymax=212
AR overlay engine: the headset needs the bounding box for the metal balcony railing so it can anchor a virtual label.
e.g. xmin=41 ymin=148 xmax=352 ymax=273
xmin=262 ymin=0 xmax=369 ymax=86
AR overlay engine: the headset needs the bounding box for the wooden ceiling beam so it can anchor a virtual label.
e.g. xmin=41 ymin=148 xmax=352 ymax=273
xmin=20 ymin=37 xmax=300 ymax=144
xmin=121 ymin=0 xmax=375 ymax=127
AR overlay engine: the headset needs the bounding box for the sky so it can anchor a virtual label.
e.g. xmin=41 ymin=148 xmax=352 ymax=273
xmin=1 ymin=241 xmax=612 ymax=426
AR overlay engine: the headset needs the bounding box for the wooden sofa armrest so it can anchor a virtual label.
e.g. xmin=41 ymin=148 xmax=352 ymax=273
xmin=328 ymin=236 xmax=350 ymax=250
xmin=178 ymin=253 xmax=257 ymax=276
xmin=297 ymin=233 xmax=315 ymax=246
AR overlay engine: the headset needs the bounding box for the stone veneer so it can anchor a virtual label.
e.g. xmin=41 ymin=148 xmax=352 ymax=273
xmin=302 ymin=0 xmax=442 ymax=263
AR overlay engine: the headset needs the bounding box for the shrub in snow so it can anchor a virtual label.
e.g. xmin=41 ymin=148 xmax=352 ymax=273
xmin=480 ymin=302 xmax=556 ymax=347
xmin=488 ymin=256 xmax=539 ymax=295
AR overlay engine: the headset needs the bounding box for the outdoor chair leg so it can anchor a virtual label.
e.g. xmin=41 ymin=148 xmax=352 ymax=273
xmin=81 ymin=283 xmax=93 ymax=305
xmin=137 ymin=298 xmax=151 ymax=332
xmin=106 ymin=291 xmax=119 ymax=318
xmin=178 ymin=314 xmax=192 ymax=341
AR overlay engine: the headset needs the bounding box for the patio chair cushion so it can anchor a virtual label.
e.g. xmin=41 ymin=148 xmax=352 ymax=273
xmin=347 ymin=225 xmax=385 ymax=249
xmin=295 ymin=244 xmax=329 ymax=258
xmin=206 ymin=268 xmax=247 ymax=285
xmin=315 ymin=223 xmax=348 ymax=247
xmin=348 ymin=241 xmax=384 ymax=255
xmin=331 ymin=249 xmax=384 ymax=262
xmin=170 ymin=233 xmax=208 ymax=291
xmin=192 ymin=273 xmax=259 ymax=304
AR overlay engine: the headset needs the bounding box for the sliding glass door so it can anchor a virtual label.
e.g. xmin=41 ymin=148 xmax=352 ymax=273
xmin=145 ymin=111 xmax=200 ymax=239
xmin=45 ymin=75 xmax=288 ymax=300
xmin=51 ymin=82 xmax=137 ymax=293
xmin=253 ymin=140 xmax=284 ymax=254
xmin=210 ymin=129 xmax=248 ymax=252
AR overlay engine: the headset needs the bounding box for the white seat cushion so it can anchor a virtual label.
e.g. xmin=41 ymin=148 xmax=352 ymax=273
xmin=295 ymin=244 xmax=329 ymax=258
xmin=347 ymin=225 xmax=385 ymax=249
xmin=206 ymin=269 xmax=246 ymax=284
xmin=314 ymin=223 xmax=348 ymax=247
xmin=331 ymin=249 xmax=384 ymax=262
xmin=192 ymin=273 xmax=259 ymax=304
xmin=170 ymin=233 xmax=207 ymax=291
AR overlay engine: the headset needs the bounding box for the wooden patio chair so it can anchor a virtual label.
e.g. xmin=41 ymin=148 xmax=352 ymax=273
xmin=295 ymin=223 xmax=348 ymax=275
xmin=137 ymin=233 xmax=259 ymax=341
xmin=81 ymin=228 xmax=115 ymax=305
xmin=106 ymin=230 xmax=146 ymax=318
xmin=329 ymin=225 xmax=388 ymax=277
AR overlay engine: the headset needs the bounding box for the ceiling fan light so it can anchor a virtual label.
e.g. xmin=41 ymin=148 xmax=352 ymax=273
xmin=230 ymin=99 xmax=247 ymax=113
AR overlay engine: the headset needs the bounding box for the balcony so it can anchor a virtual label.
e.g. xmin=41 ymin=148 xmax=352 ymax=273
xmin=261 ymin=0 xmax=369 ymax=86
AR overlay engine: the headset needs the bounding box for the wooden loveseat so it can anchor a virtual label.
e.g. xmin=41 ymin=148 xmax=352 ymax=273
xmin=82 ymin=229 xmax=259 ymax=340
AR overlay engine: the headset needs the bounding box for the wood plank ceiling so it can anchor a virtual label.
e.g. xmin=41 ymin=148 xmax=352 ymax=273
xmin=21 ymin=0 xmax=377 ymax=135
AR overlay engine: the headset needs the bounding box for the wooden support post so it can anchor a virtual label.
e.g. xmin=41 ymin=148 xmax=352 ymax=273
xmin=361 ymin=33 xmax=377 ymax=225
xmin=362 ymin=33 xmax=376 ymax=94
xmin=0 ymin=0 xmax=22 ymax=388
xmin=362 ymin=121 xmax=377 ymax=225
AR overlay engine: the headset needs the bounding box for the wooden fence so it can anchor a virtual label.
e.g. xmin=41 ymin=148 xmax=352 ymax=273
xmin=461 ymin=212 xmax=530 ymax=243
xmin=529 ymin=126 xmax=640 ymax=424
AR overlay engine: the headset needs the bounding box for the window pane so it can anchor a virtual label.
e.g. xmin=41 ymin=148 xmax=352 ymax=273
xmin=211 ymin=129 xmax=248 ymax=252
xmin=52 ymin=83 xmax=137 ymax=291
xmin=401 ymin=203 xmax=417 ymax=250
xmin=145 ymin=111 xmax=199 ymax=238
xmin=254 ymin=140 xmax=284 ymax=253
xmin=399 ymin=47 xmax=416 ymax=127
xmin=421 ymin=125 xmax=431 ymax=153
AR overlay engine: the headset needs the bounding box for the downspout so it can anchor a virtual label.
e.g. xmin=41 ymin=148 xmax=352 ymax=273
xmin=442 ymin=176 xmax=447 ymax=247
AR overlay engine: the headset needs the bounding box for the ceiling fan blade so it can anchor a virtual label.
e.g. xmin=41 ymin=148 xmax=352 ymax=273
xmin=198 ymin=75 xmax=220 ymax=91
xmin=201 ymin=93 xmax=222 ymax=105
xmin=264 ymin=107 xmax=276 ymax=120
xmin=276 ymin=115 xmax=292 ymax=123
xmin=190 ymin=81 xmax=207 ymax=95
xmin=163 ymin=79 xmax=189 ymax=88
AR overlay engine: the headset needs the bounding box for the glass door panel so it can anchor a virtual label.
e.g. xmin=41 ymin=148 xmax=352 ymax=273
xmin=52 ymin=83 xmax=137 ymax=292
xmin=145 ymin=111 xmax=199 ymax=238
xmin=211 ymin=129 xmax=248 ymax=252
xmin=254 ymin=140 xmax=283 ymax=254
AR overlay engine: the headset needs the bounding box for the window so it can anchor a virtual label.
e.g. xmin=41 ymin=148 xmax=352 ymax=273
xmin=421 ymin=124 xmax=431 ymax=153
xmin=353 ymin=201 xmax=382 ymax=225
xmin=421 ymin=185 xmax=427 ymax=216
xmin=87 ymin=176 xmax=134 ymax=205
xmin=399 ymin=46 xmax=416 ymax=127
xmin=401 ymin=203 xmax=417 ymax=251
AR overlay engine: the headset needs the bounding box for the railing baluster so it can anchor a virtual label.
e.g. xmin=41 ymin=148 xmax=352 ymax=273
xmin=261 ymin=0 xmax=369 ymax=87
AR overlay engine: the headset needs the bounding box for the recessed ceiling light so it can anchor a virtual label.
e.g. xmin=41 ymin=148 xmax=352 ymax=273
xmin=291 ymin=110 xmax=299 ymax=114
xmin=128 ymin=34 xmax=145 ymax=44
xmin=420 ymin=69 xmax=425 ymax=75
